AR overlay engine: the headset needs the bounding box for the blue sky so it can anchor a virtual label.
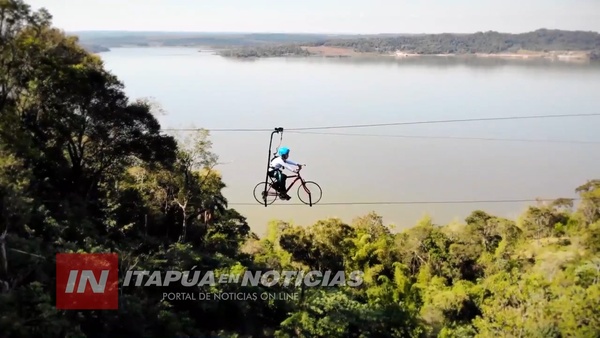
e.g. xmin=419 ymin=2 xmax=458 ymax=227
xmin=26 ymin=0 xmax=600 ymax=34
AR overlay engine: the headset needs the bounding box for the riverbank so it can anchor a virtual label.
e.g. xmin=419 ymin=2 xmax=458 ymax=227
xmin=303 ymin=46 xmax=595 ymax=62
xmin=89 ymin=44 xmax=598 ymax=63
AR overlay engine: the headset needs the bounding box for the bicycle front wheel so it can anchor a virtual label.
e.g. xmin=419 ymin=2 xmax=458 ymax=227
xmin=297 ymin=181 xmax=322 ymax=205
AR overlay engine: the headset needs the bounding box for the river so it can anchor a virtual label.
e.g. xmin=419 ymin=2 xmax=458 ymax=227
xmin=98 ymin=47 xmax=600 ymax=235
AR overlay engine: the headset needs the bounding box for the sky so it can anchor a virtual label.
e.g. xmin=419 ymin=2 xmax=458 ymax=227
xmin=25 ymin=0 xmax=600 ymax=34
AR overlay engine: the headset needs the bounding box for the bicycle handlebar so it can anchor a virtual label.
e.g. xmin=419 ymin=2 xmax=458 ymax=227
xmin=294 ymin=164 xmax=306 ymax=173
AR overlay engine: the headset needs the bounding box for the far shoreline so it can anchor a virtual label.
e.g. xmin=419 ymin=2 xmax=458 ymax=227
xmin=92 ymin=45 xmax=598 ymax=64
xmin=299 ymin=46 xmax=595 ymax=63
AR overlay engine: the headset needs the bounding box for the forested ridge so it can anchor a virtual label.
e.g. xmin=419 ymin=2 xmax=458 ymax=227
xmin=307 ymin=29 xmax=600 ymax=55
xmin=73 ymin=32 xmax=338 ymax=50
xmin=70 ymin=25 xmax=600 ymax=59
xmin=216 ymin=45 xmax=311 ymax=58
xmin=217 ymin=30 xmax=600 ymax=59
xmin=1 ymin=1 xmax=600 ymax=337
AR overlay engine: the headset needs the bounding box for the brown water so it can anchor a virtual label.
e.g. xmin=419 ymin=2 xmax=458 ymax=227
xmin=99 ymin=47 xmax=600 ymax=236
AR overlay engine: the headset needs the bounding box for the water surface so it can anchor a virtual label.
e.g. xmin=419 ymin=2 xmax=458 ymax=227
xmin=99 ymin=47 xmax=600 ymax=235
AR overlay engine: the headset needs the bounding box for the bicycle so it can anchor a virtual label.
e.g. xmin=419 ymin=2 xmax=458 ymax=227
xmin=253 ymin=165 xmax=322 ymax=206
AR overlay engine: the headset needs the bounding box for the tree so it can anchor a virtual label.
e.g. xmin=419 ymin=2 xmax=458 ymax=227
xmin=575 ymin=180 xmax=600 ymax=225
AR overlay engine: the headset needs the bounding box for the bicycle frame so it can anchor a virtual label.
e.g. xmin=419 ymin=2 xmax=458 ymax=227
xmin=266 ymin=169 xmax=313 ymax=206
xmin=270 ymin=173 xmax=304 ymax=193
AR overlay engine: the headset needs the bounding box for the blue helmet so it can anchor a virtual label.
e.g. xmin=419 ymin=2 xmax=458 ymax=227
xmin=278 ymin=147 xmax=290 ymax=157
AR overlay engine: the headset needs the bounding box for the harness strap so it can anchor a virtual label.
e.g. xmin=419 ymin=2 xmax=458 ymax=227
xmin=273 ymin=131 xmax=284 ymax=157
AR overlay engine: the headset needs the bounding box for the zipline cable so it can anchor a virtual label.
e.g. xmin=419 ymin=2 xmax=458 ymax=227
xmin=160 ymin=113 xmax=600 ymax=133
xmin=228 ymin=197 xmax=580 ymax=206
xmin=285 ymin=113 xmax=600 ymax=131
xmin=285 ymin=130 xmax=600 ymax=145
xmin=39 ymin=198 xmax=580 ymax=207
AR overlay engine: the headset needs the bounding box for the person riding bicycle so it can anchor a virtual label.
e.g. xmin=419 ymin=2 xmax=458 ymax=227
xmin=268 ymin=146 xmax=302 ymax=200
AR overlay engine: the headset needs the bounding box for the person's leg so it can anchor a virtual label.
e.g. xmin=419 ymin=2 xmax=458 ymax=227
xmin=279 ymin=172 xmax=291 ymax=199
xmin=280 ymin=172 xmax=288 ymax=192
xmin=267 ymin=170 xmax=277 ymax=191
xmin=273 ymin=170 xmax=285 ymax=194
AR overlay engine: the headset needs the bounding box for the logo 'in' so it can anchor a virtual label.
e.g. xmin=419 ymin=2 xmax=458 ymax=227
xmin=55 ymin=253 xmax=119 ymax=310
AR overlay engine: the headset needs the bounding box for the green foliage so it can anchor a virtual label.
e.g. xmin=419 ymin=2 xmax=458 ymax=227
xmin=312 ymin=29 xmax=600 ymax=55
xmin=275 ymin=289 xmax=423 ymax=338
xmin=218 ymin=44 xmax=311 ymax=58
xmin=216 ymin=30 xmax=600 ymax=59
xmin=1 ymin=1 xmax=600 ymax=337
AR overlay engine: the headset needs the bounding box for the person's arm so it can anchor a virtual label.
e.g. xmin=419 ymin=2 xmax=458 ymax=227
xmin=284 ymin=159 xmax=299 ymax=166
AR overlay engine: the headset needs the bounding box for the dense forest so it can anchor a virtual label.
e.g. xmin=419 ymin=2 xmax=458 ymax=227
xmin=1 ymin=1 xmax=600 ymax=337
xmin=308 ymin=29 xmax=600 ymax=55
xmin=216 ymin=29 xmax=600 ymax=59
xmin=216 ymin=44 xmax=311 ymax=58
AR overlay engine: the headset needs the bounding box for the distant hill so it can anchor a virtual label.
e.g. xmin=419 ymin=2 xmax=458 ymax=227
xmin=218 ymin=29 xmax=600 ymax=60
xmin=69 ymin=31 xmax=351 ymax=49
xmin=70 ymin=29 xmax=600 ymax=60
xmin=79 ymin=43 xmax=110 ymax=53
xmin=310 ymin=29 xmax=600 ymax=54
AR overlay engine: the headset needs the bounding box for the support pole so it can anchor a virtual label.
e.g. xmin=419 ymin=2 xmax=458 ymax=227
xmin=264 ymin=127 xmax=284 ymax=207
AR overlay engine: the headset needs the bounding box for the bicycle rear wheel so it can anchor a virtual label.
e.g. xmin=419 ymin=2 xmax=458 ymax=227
xmin=253 ymin=181 xmax=278 ymax=205
xmin=297 ymin=181 xmax=322 ymax=205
